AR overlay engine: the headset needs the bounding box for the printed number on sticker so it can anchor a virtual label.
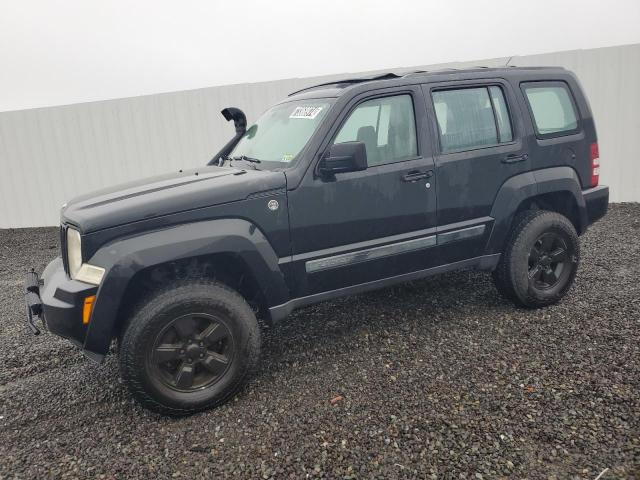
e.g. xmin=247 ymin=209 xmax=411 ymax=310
xmin=290 ymin=106 xmax=323 ymax=119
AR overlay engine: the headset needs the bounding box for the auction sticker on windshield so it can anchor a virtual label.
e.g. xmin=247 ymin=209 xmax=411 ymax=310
xmin=290 ymin=106 xmax=323 ymax=119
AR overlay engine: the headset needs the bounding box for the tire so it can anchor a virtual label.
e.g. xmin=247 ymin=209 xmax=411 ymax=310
xmin=119 ymin=281 xmax=260 ymax=415
xmin=492 ymin=210 xmax=580 ymax=308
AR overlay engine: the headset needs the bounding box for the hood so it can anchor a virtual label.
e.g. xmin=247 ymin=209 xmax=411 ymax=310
xmin=62 ymin=165 xmax=286 ymax=233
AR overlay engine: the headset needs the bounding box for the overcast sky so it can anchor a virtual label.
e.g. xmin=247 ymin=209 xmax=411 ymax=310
xmin=1 ymin=0 xmax=639 ymax=112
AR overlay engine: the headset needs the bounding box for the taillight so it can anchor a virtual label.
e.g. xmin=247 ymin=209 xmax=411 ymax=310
xmin=590 ymin=142 xmax=599 ymax=187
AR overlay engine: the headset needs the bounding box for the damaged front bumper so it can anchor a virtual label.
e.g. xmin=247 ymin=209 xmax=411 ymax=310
xmin=24 ymin=257 xmax=102 ymax=362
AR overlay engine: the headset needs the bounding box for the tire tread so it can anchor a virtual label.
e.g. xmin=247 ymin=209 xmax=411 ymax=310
xmin=119 ymin=280 xmax=260 ymax=416
xmin=493 ymin=209 xmax=579 ymax=308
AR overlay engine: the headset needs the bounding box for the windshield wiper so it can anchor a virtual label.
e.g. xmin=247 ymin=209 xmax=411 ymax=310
xmin=229 ymin=155 xmax=262 ymax=170
xmin=231 ymin=155 xmax=261 ymax=164
xmin=220 ymin=155 xmax=262 ymax=169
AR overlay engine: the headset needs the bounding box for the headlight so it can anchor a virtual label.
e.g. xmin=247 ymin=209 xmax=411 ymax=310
xmin=66 ymin=227 xmax=105 ymax=285
xmin=66 ymin=228 xmax=83 ymax=278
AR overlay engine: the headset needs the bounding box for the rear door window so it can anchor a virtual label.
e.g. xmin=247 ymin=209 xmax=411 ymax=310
xmin=431 ymin=86 xmax=513 ymax=153
xmin=522 ymin=82 xmax=579 ymax=136
xmin=489 ymin=86 xmax=513 ymax=142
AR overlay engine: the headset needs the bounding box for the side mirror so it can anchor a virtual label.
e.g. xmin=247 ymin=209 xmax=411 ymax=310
xmin=318 ymin=142 xmax=368 ymax=176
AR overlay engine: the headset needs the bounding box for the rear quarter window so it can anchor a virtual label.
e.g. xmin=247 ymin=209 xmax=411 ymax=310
xmin=522 ymin=81 xmax=579 ymax=137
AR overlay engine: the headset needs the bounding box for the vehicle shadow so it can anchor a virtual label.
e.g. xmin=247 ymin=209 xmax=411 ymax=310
xmin=259 ymin=269 xmax=506 ymax=374
xmin=66 ymin=269 xmax=507 ymax=415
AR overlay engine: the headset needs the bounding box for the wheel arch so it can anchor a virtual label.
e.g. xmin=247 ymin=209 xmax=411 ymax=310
xmin=83 ymin=218 xmax=289 ymax=356
xmin=486 ymin=167 xmax=587 ymax=255
xmin=114 ymin=251 xmax=270 ymax=338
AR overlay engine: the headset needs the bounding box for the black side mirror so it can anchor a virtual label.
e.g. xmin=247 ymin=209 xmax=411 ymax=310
xmin=318 ymin=141 xmax=368 ymax=176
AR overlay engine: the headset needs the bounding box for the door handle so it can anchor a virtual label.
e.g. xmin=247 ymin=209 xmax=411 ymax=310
xmin=402 ymin=170 xmax=433 ymax=182
xmin=502 ymin=153 xmax=529 ymax=164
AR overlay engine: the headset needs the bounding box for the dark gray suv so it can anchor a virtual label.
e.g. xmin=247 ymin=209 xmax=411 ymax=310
xmin=25 ymin=66 xmax=609 ymax=414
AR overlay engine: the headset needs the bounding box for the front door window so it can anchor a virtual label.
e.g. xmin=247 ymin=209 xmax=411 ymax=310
xmin=333 ymin=94 xmax=417 ymax=166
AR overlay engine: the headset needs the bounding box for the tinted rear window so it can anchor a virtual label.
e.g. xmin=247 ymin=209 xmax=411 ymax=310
xmin=523 ymin=82 xmax=578 ymax=136
xmin=432 ymin=86 xmax=513 ymax=153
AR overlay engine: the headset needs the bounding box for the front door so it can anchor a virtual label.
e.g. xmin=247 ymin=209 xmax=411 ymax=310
xmin=287 ymin=87 xmax=438 ymax=297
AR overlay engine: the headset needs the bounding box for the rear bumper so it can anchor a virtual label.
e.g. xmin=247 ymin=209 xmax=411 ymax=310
xmin=24 ymin=257 xmax=102 ymax=363
xmin=583 ymin=185 xmax=609 ymax=226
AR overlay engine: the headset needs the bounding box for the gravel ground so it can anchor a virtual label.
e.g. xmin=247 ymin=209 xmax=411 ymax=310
xmin=1 ymin=204 xmax=638 ymax=479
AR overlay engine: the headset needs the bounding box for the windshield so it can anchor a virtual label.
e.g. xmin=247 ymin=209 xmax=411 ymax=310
xmin=228 ymin=99 xmax=333 ymax=168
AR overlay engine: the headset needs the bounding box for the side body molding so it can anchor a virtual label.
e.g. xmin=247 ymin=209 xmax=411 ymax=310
xmin=485 ymin=166 xmax=586 ymax=254
xmin=83 ymin=219 xmax=289 ymax=356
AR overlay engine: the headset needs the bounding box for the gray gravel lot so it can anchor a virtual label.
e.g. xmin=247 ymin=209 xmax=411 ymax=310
xmin=1 ymin=204 xmax=639 ymax=479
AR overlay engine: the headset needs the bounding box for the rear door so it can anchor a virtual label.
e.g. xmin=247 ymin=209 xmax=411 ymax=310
xmin=421 ymin=79 xmax=529 ymax=260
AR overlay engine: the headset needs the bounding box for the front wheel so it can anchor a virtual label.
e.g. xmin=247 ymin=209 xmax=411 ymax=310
xmin=493 ymin=210 xmax=580 ymax=308
xmin=119 ymin=281 xmax=260 ymax=415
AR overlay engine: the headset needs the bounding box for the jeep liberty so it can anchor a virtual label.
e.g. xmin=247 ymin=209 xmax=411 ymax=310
xmin=24 ymin=67 xmax=609 ymax=414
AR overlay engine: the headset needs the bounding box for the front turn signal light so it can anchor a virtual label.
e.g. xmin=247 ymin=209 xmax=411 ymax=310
xmin=83 ymin=295 xmax=96 ymax=325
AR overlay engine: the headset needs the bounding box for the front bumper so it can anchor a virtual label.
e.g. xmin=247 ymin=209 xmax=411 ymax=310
xmin=583 ymin=185 xmax=609 ymax=225
xmin=24 ymin=257 xmax=100 ymax=361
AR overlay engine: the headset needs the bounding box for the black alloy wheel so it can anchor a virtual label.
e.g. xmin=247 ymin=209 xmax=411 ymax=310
xmin=492 ymin=210 xmax=580 ymax=308
xmin=149 ymin=313 xmax=234 ymax=392
xmin=527 ymin=232 xmax=571 ymax=291
xmin=119 ymin=281 xmax=260 ymax=415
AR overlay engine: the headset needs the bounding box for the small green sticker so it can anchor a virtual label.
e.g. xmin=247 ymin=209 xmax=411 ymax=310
xmin=282 ymin=154 xmax=294 ymax=162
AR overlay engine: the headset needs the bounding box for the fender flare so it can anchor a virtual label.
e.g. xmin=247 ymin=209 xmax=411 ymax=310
xmin=82 ymin=218 xmax=289 ymax=355
xmin=485 ymin=166 xmax=587 ymax=254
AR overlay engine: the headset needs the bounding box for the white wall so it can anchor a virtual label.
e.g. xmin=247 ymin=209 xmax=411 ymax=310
xmin=0 ymin=43 xmax=638 ymax=228
xmin=513 ymin=45 xmax=640 ymax=205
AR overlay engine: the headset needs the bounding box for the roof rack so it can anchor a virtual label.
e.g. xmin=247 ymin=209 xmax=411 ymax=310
xmin=401 ymin=70 xmax=428 ymax=78
xmin=288 ymin=72 xmax=406 ymax=97
xmin=287 ymin=66 xmax=528 ymax=97
xmin=403 ymin=68 xmax=454 ymax=78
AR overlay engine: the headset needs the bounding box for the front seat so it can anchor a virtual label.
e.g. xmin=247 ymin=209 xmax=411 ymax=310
xmin=356 ymin=126 xmax=379 ymax=165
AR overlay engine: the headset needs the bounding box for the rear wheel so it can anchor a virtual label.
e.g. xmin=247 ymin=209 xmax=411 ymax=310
xmin=119 ymin=281 xmax=260 ymax=415
xmin=493 ymin=210 xmax=580 ymax=308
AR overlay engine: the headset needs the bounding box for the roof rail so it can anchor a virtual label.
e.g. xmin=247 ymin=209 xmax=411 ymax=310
xmin=401 ymin=70 xmax=428 ymax=78
xmin=287 ymin=66 xmax=527 ymax=97
xmin=288 ymin=72 xmax=402 ymax=97
xmin=403 ymin=68 xmax=462 ymax=78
